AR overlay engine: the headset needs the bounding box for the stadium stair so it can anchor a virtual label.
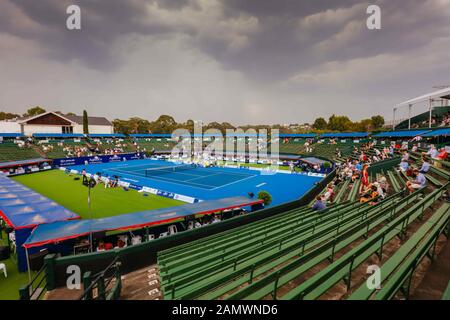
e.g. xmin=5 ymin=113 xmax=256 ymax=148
xmin=120 ymin=265 xmax=163 ymax=300
xmin=159 ymin=190 xmax=423 ymax=300
xmin=348 ymin=201 xmax=449 ymax=300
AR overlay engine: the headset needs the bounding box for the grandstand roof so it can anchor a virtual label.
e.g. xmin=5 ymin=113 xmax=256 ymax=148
xmin=0 ymin=133 xmax=24 ymax=138
xmin=279 ymin=134 xmax=317 ymax=138
xmin=23 ymin=196 xmax=264 ymax=248
xmin=88 ymin=133 xmax=126 ymax=138
xmin=320 ymin=132 xmax=369 ymax=138
xmin=373 ymin=130 xmax=431 ymax=138
xmin=0 ymin=174 xmax=79 ymax=229
xmin=397 ymin=87 xmax=450 ymax=107
xmin=421 ymin=128 xmax=450 ymax=137
xmin=130 ymin=134 xmax=172 ymax=138
xmin=32 ymin=133 xmax=84 ymax=138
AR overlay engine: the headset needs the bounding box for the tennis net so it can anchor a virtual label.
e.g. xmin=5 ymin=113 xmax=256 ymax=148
xmin=144 ymin=164 xmax=196 ymax=177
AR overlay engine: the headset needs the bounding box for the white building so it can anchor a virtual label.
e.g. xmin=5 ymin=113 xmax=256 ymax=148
xmin=0 ymin=111 xmax=113 ymax=135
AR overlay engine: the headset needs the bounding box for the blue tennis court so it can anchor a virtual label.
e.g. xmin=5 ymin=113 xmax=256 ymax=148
xmin=68 ymin=159 xmax=324 ymax=206
xmin=105 ymin=163 xmax=256 ymax=190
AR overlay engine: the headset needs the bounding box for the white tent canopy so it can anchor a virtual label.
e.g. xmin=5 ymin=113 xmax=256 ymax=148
xmin=397 ymin=87 xmax=450 ymax=107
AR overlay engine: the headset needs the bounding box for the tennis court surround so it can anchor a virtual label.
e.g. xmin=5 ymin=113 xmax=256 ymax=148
xmin=104 ymin=162 xmax=256 ymax=190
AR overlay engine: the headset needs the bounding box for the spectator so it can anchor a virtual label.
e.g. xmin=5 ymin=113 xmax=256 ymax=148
xmin=436 ymin=147 xmax=448 ymax=161
xmin=312 ymin=196 xmax=326 ymax=211
xmin=419 ymin=155 xmax=431 ymax=173
xmin=406 ymin=169 xmax=427 ymax=193
xmin=399 ymin=159 xmax=409 ymax=172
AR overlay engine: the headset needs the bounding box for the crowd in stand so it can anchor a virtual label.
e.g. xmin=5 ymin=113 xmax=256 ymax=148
xmin=312 ymin=143 xmax=395 ymax=211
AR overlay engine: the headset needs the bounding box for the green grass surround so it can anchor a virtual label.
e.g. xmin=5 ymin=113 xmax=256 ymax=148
xmin=12 ymin=170 xmax=184 ymax=219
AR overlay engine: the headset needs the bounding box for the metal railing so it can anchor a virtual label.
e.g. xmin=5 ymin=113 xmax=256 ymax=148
xmin=19 ymin=264 xmax=47 ymax=300
xmin=79 ymin=257 xmax=122 ymax=300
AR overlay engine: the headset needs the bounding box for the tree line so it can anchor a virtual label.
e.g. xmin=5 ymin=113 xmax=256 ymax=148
xmin=0 ymin=106 xmax=385 ymax=134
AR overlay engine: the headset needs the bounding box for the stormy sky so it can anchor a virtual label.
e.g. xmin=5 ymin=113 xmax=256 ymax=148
xmin=1 ymin=0 xmax=449 ymax=125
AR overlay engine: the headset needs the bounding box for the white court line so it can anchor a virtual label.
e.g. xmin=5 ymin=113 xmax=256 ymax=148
xmin=106 ymin=168 xmax=217 ymax=190
xmin=208 ymin=174 xmax=257 ymax=191
xmin=105 ymin=164 xmax=258 ymax=191
xmin=256 ymin=182 xmax=267 ymax=187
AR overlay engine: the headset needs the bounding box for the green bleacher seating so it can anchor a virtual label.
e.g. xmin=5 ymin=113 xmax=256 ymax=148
xmin=0 ymin=142 xmax=40 ymax=162
xmin=158 ymin=188 xmax=434 ymax=300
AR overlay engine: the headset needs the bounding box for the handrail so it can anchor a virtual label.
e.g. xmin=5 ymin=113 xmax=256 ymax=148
xmin=19 ymin=264 xmax=47 ymax=300
xmin=79 ymin=256 xmax=121 ymax=300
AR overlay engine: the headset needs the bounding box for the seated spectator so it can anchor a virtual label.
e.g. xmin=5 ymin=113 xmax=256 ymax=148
xmin=323 ymin=183 xmax=335 ymax=203
xmin=406 ymin=169 xmax=427 ymax=193
xmin=399 ymin=159 xmax=409 ymax=172
xmin=378 ymin=176 xmax=389 ymax=194
xmin=360 ymin=184 xmax=379 ymax=203
xmin=401 ymin=151 xmax=409 ymax=162
xmin=419 ymin=155 xmax=431 ymax=173
xmin=311 ymin=196 xmax=326 ymax=211
xmin=427 ymin=145 xmax=439 ymax=159
xmin=436 ymin=148 xmax=448 ymax=161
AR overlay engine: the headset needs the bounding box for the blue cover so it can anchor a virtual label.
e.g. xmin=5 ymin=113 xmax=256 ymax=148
xmin=320 ymin=132 xmax=369 ymax=138
xmin=32 ymin=133 xmax=84 ymax=138
xmin=421 ymin=128 xmax=450 ymax=137
xmin=0 ymin=133 xmax=25 ymax=138
xmin=24 ymin=196 xmax=263 ymax=248
xmin=373 ymin=130 xmax=431 ymax=138
xmin=279 ymin=134 xmax=317 ymax=138
xmin=88 ymin=133 xmax=126 ymax=138
xmin=130 ymin=134 xmax=172 ymax=138
xmin=0 ymin=174 xmax=79 ymax=229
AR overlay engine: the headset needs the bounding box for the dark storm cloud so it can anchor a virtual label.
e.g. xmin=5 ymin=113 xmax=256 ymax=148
xmin=0 ymin=0 xmax=449 ymax=123
xmin=2 ymin=0 xmax=448 ymax=78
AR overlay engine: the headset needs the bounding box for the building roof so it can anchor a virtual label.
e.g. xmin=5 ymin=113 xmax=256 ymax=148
xmin=64 ymin=114 xmax=112 ymax=126
xmin=18 ymin=111 xmax=112 ymax=126
xmin=397 ymin=87 xmax=450 ymax=107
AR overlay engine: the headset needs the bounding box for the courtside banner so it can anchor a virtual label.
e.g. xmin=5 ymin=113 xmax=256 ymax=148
xmin=53 ymin=153 xmax=144 ymax=167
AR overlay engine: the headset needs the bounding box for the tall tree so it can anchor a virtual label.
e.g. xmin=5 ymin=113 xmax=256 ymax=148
xmin=0 ymin=111 xmax=20 ymax=120
xmin=328 ymin=114 xmax=353 ymax=131
xmin=83 ymin=110 xmax=89 ymax=134
xmin=371 ymin=115 xmax=385 ymax=129
xmin=312 ymin=117 xmax=327 ymax=130
xmin=24 ymin=106 xmax=46 ymax=117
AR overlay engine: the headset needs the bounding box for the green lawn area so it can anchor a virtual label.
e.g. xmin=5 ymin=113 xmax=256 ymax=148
xmin=0 ymin=232 xmax=35 ymax=300
xmin=12 ymin=170 xmax=183 ymax=219
xmin=0 ymin=169 xmax=184 ymax=300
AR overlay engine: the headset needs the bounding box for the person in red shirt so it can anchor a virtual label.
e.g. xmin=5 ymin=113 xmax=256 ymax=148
xmin=437 ymin=148 xmax=448 ymax=161
xmin=359 ymin=164 xmax=369 ymax=194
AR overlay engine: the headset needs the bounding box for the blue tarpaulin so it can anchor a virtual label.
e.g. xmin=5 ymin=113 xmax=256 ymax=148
xmin=421 ymin=128 xmax=450 ymax=137
xmin=320 ymin=132 xmax=369 ymax=138
xmin=373 ymin=130 xmax=431 ymax=138
xmin=88 ymin=133 xmax=126 ymax=138
xmin=0 ymin=133 xmax=25 ymax=138
xmin=32 ymin=133 xmax=84 ymax=138
xmin=279 ymin=134 xmax=317 ymax=138
xmin=0 ymin=174 xmax=79 ymax=229
xmin=130 ymin=134 xmax=172 ymax=138
xmin=23 ymin=196 xmax=263 ymax=248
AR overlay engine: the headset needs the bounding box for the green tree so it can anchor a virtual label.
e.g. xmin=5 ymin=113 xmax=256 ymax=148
xmin=150 ymin=115 xmax=177 ymax=133
xmin=371 ymin=115 xmax=385 ymax=129
xmin=24 ymin=106 xmax=46 ymax=117
xmin=0 ymin=111 xmax=19 ymax=120
xmin=312 ymin=117 xmax=328 ymax=130
xmin=83 ymin=110 xmax=89 ymax=134
xmin=257 ymin=191 xmax=272 ymax=206
xmin=328 ymin=115 xmax=353 ymax=131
